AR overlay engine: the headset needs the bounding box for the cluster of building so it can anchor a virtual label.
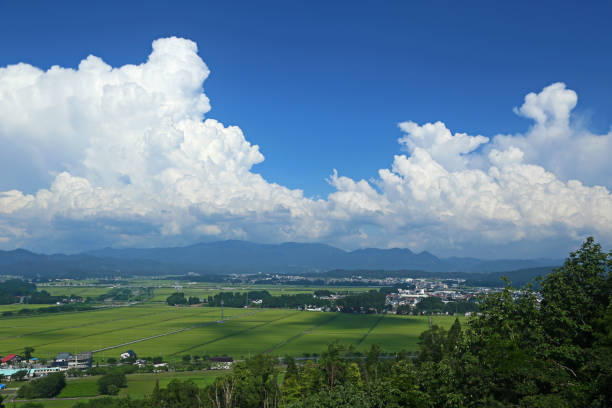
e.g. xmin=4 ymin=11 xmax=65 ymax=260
xmin=0 ymin=351 xmax=93 ymax=380
xmin=0 ymin=349 xmax=235 ymax=381
xmin=384 ymin=278 xmax=495 ymax=311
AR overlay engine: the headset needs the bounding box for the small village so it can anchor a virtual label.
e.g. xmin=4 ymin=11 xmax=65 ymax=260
xmin=0 ymin=349 xmax=234 ymax=387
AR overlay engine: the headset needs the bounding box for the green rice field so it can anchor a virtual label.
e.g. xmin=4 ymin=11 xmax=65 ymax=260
xmin=0 ymin=304 xmax=459 ymax=361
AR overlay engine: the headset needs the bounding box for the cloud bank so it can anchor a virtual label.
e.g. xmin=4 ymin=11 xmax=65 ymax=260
xmin=0 ymin=37 xmax=610 ymax=256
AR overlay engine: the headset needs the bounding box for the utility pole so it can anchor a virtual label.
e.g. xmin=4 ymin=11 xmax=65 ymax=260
xmin=221 ymin=299 xmax=224 ymax=321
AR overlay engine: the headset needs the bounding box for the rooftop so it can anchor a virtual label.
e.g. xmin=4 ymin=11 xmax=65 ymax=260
xmin=1 ymin=354 xmax=18 ymax=364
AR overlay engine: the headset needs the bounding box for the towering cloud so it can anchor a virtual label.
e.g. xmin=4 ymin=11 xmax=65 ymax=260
xmin=0 ymin=38 xmax=610 ymax=256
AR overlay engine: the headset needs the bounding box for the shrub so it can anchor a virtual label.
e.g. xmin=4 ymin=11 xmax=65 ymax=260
xmin=17 ymin=372 xmax=66 ymax=398
xmin=166 ymin=292 xmax=187 ymax=306
xmin=97 ymin=371 xmax=127 ymax=395
xmin=66 ymin=368 xmax=83 ymax=377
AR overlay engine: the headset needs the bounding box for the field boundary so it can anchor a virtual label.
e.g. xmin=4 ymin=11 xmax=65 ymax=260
xmin=33 ymin=309 xmax=218 ymax=350
xmin=168 ymin=310 xmax=301 ymax=356
xmin=355 ymin=315 xmax=384 ymax=346
xmin=263 ymin=312 xmax=340 ymax=354
xmin=93 ymin=309 xmax=265 ymax=354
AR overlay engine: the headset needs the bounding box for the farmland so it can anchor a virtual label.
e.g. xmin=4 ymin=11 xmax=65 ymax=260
xmin=37 ymin=282 xmax=381 ymax=302
xmin=0 ymin=304 xmax=459 ymax=361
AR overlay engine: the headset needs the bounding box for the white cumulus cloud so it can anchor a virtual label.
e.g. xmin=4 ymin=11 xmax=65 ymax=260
xmin=491 ymin=82 xmax=612 ymax=187
xmin=0 ymin=38 xmax=610 ymax=257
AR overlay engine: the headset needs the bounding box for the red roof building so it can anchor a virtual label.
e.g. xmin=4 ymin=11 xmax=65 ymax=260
xmin=1 ymin=354 xmax=20 ymax=364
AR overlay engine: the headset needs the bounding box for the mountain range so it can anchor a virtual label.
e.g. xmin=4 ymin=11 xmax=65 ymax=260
xmin=0 ymin=240 xmax=561 ymax=277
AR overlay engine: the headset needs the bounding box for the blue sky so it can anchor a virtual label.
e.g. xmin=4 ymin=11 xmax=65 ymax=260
xmin=0 ymin=0 xmax=610 ymax=257
xmin=2 ymin=0 xmax=611 ymax=195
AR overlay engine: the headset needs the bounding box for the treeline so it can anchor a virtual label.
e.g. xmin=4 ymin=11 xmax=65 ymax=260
xmin=82 ymin=238 xmax=610 ymax=407
xmin=17 ymin=372 xmax=66 ymax=398
xmin=0 ymin=278 xmax=35 ymax=303
xmin=96 ymin=287 xmax=152 ymax=302
xmin=1 ymin=303 xmax=95 ymax=317
xmin=168 ymin=289 xmax=476 ymax=315
xmin=0 ymin=279 xmax=65 ymax=305
xmin=168 ymin=290 xmax=390 ymax=313
xmin=166 ymin=292 xmax=202 ymax=306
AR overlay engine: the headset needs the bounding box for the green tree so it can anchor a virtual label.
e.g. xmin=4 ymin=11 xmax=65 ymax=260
xmin=540 ymin=236 xmax=611 ymax=351
xmin=417 ymin=325 xmax=448 ymax=363
xmin=158 ymin=379 xmax=203 ymax=408
xmin=23 ymin=346 xmax=34 ymax=360
xmin=365 ymin=343 xmax=382 ymax=382
xmin=320 ymin=342 xmax=346 ymax=389
xmin=17 ymin=372 xmax=66 ymax=398
xmin=537 ymin=237 xmax=612 ymax=404
xmin=284 ymin=355 xmax=298 ymax=380
xmin=67 ymin=367 xmax=83 ymax=377
xmin=415 ymin=296 xmax=445 ymax=314
xmin=12 ymin=369 xmax=28 ymax=381
xmin=98 ymin=371 xmax=127 ymax=395
xmin=445 ymin=317 xmax=462 ymax=353
xmin=205 ymin=354 xmax=280 ymax=408
xmin=166 ymin=292 xmax=187 ymax=306
xmin=281 ymin=376 xmax=301 ymax=405
xmin=346 ymin=362 xmax=363 ymax=387
xmin=299 ymin=360 xmax=324 ymax=396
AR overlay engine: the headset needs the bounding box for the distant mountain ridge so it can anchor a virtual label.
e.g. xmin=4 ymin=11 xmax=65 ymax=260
xmin=0 ymin=240 xmax=560 ymax=277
